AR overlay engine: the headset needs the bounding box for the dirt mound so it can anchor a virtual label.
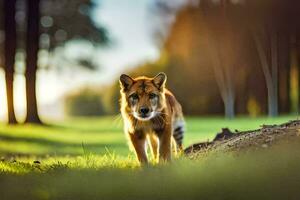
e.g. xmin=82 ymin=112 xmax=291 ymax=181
xmin=184 ymin=120 xmax=300 ymax=157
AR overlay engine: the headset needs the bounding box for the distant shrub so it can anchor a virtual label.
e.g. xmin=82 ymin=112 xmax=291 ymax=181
xmin=101 ymin=83 xmax=120 ymax=115
xmin=64 ymin=88 xmax=106 ymax=116
xmin=247 ymin=96 xmax=262 ymax=117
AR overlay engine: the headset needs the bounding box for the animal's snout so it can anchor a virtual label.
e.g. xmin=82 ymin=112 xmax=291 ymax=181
xmin=139 ymin=107 xmax=150 ymax=115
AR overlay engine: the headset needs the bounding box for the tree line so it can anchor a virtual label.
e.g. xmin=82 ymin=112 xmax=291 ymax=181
xmin=65 ymin=0 xmax=300 ymax=119
xmin=146 ymin=0 xmax=300 ymax=118
xmin=0 ymin=0 xmax=108 ymax=124
xmin=100 ymin=0 xmax=299 ymax=118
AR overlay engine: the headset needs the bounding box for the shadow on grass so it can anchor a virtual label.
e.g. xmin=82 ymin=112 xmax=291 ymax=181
xmin=0 ymin=133 xmax=124 ymax=147
xmin=0 ymin=132 xmax=128 ymax=156
xmin=40 ymin=123 xmax=122 ymax=134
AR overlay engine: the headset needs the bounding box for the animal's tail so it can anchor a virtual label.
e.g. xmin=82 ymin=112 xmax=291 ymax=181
xmin=173 ymin=118 xmax=185 ymax=150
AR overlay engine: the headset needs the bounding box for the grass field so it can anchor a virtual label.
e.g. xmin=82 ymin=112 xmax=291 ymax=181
xmin=0 ymin=115 xmax=297 ymax=156
xmin=0 ymin=115 xmax=299 ymax=200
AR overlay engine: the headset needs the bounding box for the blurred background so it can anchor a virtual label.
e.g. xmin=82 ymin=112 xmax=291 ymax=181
xmin=1 ymin=1 xmax=300 ymax=195
xmin=0 ymin=0 xmax=299 ymax=124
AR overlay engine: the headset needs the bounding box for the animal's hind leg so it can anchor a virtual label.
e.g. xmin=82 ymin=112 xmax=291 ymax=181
xmin=171 ymin=137 xmax=178 ymax=156
xmin=148 ymin=134 xmax=159 ymax=162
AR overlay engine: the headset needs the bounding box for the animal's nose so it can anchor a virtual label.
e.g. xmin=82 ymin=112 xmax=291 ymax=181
xmin=140 ymin=107 xmax=150 ymax=115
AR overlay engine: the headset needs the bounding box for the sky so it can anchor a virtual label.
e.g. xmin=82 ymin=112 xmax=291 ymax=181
xmin=92 ymin=0 xmax=160 ymax=79
xmin=0 ymin=0 xmax=163 ymax=121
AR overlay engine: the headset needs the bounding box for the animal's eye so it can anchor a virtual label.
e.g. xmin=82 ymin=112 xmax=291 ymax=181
xmin=149 ymin=93 xmax=157 ymax=99
xmin=129 ymin=93 xmax=138 ymax=100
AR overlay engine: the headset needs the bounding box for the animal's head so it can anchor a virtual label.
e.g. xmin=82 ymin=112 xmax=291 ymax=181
xmin=119 ymin=72 xmax=167 ymax=121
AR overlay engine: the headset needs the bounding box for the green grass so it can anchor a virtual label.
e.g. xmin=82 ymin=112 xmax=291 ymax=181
xmin=0 ymin=115 xmax=299 ymax=200
xmin=0 ymin=115 xmax=297 ymax=156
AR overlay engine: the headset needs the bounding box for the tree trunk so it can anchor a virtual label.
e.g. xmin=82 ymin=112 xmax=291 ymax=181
xmin=224 ymin=94 xmax=235 ymax=119
xmin=298 ymin=50 xmax=300 ymax=114
xmin=4 ymin=0 xmax=18 ymax=124
xmin=253 ymin=31 xmax=278 ymax=117
xmin=25 ymin=0 xmax=42 ymax=124
xmin=224 ymin=61 xmax=235 ymax=119
xmin=270 ymin=32 xmax=279 ymax=116
xmin=267 ymin=87 xmax=278 ymax=117
xmin=205 ymin=28 xmax=235 ymax=119
xmin=298 ymin=56 xmax=300 ymax=114
xmin=278 ymin=33 xmax=291 ymax=113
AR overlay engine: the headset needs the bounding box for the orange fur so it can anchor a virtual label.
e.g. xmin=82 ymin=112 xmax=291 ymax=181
xmin=119 ymin=73 xmax=184 ymax=164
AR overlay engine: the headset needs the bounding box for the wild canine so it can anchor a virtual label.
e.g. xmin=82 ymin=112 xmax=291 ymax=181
xmin=119 ymin=72 xmax=185 ymax=164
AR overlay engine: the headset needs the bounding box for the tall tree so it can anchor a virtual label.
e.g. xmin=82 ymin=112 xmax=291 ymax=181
xmin=252 ymin=31 xmax=279 ymax=117
xmin=4 ymin=0 xmax=17 ymax=124
xmin=278 ymin=33 xmax=291 ymax=113
xmin=205 ymin=27 xmax=236 ymax=119
xmin=25 ymin=0 xmax=41 ymax=123
xmin=23 ymin=0 xmax=109 ymax=124
xmin=201 ymin=0 xmax=239 ymax=119
xmin=246 ymin=0 xmax=296 ymax=117
xmin=152 ymin=0 xmax=248 ymax=117
xmin=298 ymin=37 xmax=300 ymax=114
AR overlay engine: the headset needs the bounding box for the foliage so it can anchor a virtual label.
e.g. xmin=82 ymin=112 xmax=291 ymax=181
xmin=101 ymin=83 xmax=121 ymax=115
xmin=38 ymin=0 xmax=110 ymax=71
xmin=41 ymin=0 xmax=108 ymax=48
xmin=64 ymin=88 xmax=107 ymax=116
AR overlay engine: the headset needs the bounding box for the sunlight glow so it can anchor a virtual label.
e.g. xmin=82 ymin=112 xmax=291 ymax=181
xmin=0 ymin=0 xmax=162 ymax=122
xmin=0 ymin=70 xmax=26 ymax=122
xmin=0 ymin=70 xmax=8 ymax=121
xmin=13 ymin=74 xmax=26 ymax=122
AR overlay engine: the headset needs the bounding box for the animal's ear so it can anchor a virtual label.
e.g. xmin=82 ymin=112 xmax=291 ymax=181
xmin=119 ymin=74 xmax=134 ymax=91
xmin=153 ymin=72 xmax=167 ymax=89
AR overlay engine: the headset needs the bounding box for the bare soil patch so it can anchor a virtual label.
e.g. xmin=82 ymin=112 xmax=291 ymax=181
xmin=184 ymin=120 xmax=300 ymax=157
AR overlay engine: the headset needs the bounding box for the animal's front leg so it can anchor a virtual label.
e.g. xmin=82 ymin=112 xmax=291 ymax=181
xmin=148 ymin=134 xmax=159 ymax=162
xmin=128 ymin=132 xmax=148 ymax=164
xmin=158 ymin=126 xmax=172 ymax=162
